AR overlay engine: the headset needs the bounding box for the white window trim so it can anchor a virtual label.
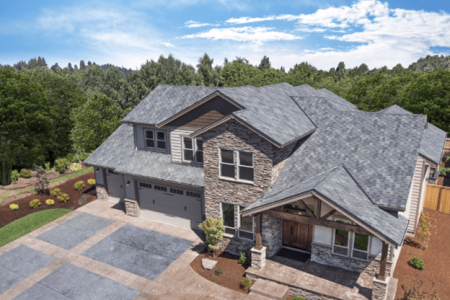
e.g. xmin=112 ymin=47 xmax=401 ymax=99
xmin=195 ymin=138 xmax=203 ymax=164
xmin=351 ymin=232 xmax=370 ymax=261
xmin=219 ymin=148 xmax=235 ymax=179
xmin=182 ymin=136 xmax=194 ymax=163
xmin=332 ymin=218 xmax=351 ymax=257
xmin=237 ymin=151 xmax=254 ymax=183
xmin=220 ymin=202 xmax=236 ymax=237
xmin=238 ymin=206 xmax=255 ymax=241
xmin=144 ymin=129 xmax=155 ymax=149
xmin=155 ymin=130 xmax=167 ymax=150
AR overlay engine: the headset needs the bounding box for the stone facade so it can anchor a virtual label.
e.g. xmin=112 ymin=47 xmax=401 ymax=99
xmin=95 ymin=184 xmax=108 ymax=201
xmin=219 ymin=236 xmax=254 ymax=256
xmin=262 ymin=214 xmax=283 ymax=257
xmin=311 ymin=243 xmax=392 ymax=277
xmin=250 ymin=247 xmax=266 ymax=270
xmin=125 ymin=199 xmax=140 ymax=217
xmin=372 ymin=276 xmax=389 ymax=300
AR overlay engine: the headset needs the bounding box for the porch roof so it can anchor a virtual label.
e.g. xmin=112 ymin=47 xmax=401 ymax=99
xmin=242 ymin=165 xmax=409 ymax=246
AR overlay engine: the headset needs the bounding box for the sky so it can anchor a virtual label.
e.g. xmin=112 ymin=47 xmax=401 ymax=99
xmin=1 ymin=0 xmax=450 ymax=71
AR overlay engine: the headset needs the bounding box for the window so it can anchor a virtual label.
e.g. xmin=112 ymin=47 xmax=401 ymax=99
xmin=238 ymin=206 xmax=254 ymax=240
xmin=144 ymin=130 xmax=154 ymax=148
xmin=170 ymin=188 xmax=183 ymax=195
xmin=333 ymin=219 xmax=351 ymax=256
xmin=154 ymin=185 xmax=167 ymax=192
xmin=352 ymin=233 xmax=370 ymax=261
xmin=221 ymin=202 xmax=235 ymax=235
xmin=238 ymin=151 xmax=254 ymax=182
xmin=156 ymin=131 xmax=166 ymax=149
xmin=220 ymin=149 xmax=235 ymax=178
xmin=195 ymin=139 xmax=203 ymax=163
xmin=186 ymin=191 xmax=201 ymax=198
xmin=183 ymin=137 xmax=194 ymax=162
xmin=139 ymin=182 xmax=151 ymax=189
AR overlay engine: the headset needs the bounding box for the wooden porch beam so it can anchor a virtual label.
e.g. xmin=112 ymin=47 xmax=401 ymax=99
xmin=320 ymin=209 xmax=337 ymax=220
xmin=299 ymin=199 xmax=315 ymax=219
xmin=378 ymin=241 xmax=389 ymax=281
xmin=255 ymin=213 xmax=263 ymax=250
xmin=264 ymin=209 xmax=372 ymax=236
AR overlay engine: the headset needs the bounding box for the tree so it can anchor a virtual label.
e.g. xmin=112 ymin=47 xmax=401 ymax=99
xmin=196 ymin=53 xmax=220 ymax=87
xmin=70 ymin=93 xmax=122 ymax=153
xmin=50 ymin=63 xmax=61 ymax=72
xmin=68 ymin=63 xmax=73 ymax=72
xmin=258 ymin=55 xmax=271 ymax=70
xmin=80 ymin=60 xmax=86 ymax=70
xmin=0 ymin=67 xmax=55 ymax=185
xmin=87 ymin=61 xmax=92 ymax=67
xmin=198 ymin=217 xmax=225 ymax=258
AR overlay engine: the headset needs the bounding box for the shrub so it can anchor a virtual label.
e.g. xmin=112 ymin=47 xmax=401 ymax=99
xmin=80 ymin=152 xmax=90 ymax=161
xmin=44 ymin=162 xmax=51 ymax=172
xmin=10 ymin=204 xmax=19 ymax=211
xmin=66 ymin=153 xmax=74 ymax=163
xmin=54 ymin=158 xmax=69 ymax=173
xmin=240 ymin=277 xmax=252 ymax=291
xmin=292 ymin=297 xmax=306 ymax=300
xmin=410 ymin=257 xmax=425 ymax=270
xmin=198 ymin=217 xmax=225 ymax=259
xmin=20 ymin=169 xmax=31 ymax=178
xmin=74 ymin=181 xmax=85 ymax=191
xmin=46 ymin=199 xmax=55 ymax=206
xmin=30 ymin=199 xmax=41 ymax=209
xmin=58 ymin=193 xmax=70 ymax=203
xmin=417 ymin=212 xmax=432 ymax=250
xmin=11 ymin=170 xmax=19 ymax=182
xmin=439 ymin=165 xmax=450 ymax=176
xmin=87 ymin=179 xmax=96 ymax=185
xmin=238 ymin=251 xmax=249 ymax=264
xmin=51 ymin=188 xmax=63 ymax=197
xmin=70 ymin=163 xmax=83 ymax=172
xmin=215 ymin=269 xmax=223 ymax=276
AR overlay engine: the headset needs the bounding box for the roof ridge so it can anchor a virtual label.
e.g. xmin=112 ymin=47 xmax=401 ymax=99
xmin=314 ymin=164 xmax=344 ymax=190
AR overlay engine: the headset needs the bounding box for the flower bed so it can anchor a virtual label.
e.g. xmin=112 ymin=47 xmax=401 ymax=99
xmin=0 ymin=172 xmax=96 ymax=229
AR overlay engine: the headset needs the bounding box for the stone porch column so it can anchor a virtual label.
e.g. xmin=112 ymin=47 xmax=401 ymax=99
xmin=372 ymin=241 xmax=390 ymax=300
xmin=251 ymin=213 xmax=267 ymax=270
xmin=125 ymin=199 xmax=140 ymax=217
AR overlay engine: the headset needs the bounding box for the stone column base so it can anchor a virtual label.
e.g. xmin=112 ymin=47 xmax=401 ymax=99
xmin=372 ymin=276 xmax=390 ymax=300
xmin=251 ymin=246 xmax=267 ymax=270
xmin=95 ymin=185 xmax=109 ymax=201
xmin=125 ymin=199 xmax=140 ymax=218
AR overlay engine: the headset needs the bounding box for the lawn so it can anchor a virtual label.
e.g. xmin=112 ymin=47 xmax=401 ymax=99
xmin=0 ymin=209 xmax=72 ymax=247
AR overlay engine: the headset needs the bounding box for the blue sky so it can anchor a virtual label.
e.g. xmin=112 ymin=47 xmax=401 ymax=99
xmin=1 ymin=0 xmax=450 ymax=70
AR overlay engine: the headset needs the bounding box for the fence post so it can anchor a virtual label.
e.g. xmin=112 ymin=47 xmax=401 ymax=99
xmin=437 ymin=187 xmax=443 ymax=211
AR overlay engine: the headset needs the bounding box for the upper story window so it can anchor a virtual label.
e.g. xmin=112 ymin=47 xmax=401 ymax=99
xmin=182 ymin=137 xmax=203 ymax=164
xmin=220 ymin=149 xmax=254 ymax=182
xmin=144 ymin=129 xmax=166 ymax=150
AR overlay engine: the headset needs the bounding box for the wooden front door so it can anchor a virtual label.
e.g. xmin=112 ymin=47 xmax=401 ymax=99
xmin=283 ymin=220 xmax=313 ymax=251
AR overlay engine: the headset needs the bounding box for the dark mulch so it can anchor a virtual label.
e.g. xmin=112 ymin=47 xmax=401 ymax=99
xmin=276 ymin=248 xmax=310 ymax=263
xmin=393 ymin=208 xmax=450 ymax=299
xmin=190 ymin=249 xmax=251 ymax=294
xmin=0 ymin=172 xmax=96 ymax=228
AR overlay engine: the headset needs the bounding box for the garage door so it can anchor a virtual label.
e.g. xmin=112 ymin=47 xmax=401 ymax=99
xmin=138 ymin=181 xmax=203 ymax=229
xmin=105 ymin=169 xmax=125 ymax=203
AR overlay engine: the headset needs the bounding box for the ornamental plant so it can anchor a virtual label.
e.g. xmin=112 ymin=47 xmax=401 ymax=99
xmin=30 ymin=199 xmax=41 ymax=209
xmin=58 ymin=193 xmax=70 ymax=203
xmin=20 ymin=169 xmax=32 ymax=178
xmin=44 ymin=162 xmax=51 ymax=172
xmin=214 ymin=269 xmax=223 ymax=276
xmin=238 ymin=251 xmax=250 ymax=265
xmin=87 ymin=179 xmax=96 ymax=185
xmin=51 ymin=188 xmax=63 ymax=197
xmin=240 ymin=277 xmax=252 ymax=291
xmin=292 ymin=297 xmax=306 ymax=300
xmin=11 ymin=170 xmax=19 ymax=182
xmin=10 ymin=204 xmax=19 ymax=211
xmin=46 ymin=199 xmax=55 ymax=206
xmin=417 ymin=212 xmax=432 ymax=250
xmin=410 ymin=256 xmax=425 ymax=270
xmin=54 ymin=158 xmax=69 ymax=173
xmin=74 ymin=180 xmax=85 ymax=191
xmin=198 ymin=216 xmax=225 ymax=259
xmin=70 ymin=163 xmax=83 ymax=172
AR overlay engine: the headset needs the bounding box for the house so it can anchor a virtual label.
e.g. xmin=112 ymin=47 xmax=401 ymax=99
xmin=84 ymin=83 xmax=446 ymax=300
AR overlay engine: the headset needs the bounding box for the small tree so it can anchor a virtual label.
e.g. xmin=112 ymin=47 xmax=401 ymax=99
xmin=198 ymin=217 xmax=225 ymax=259
xmin=417 ymin=212 xmax=431 ymax=250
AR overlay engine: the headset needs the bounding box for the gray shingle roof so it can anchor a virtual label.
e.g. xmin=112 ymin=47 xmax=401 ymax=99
xmin=84 ymin=124 xmax=204 ymax=187
xmin=243 ymin=166 xmax=409 ymax=246
xmin=377 ymin=105 xmax=447 ymax=165
xmin=316 ymin=88 xmax=359 ymax=111
xmin=266 ymin=100 xmax=427 ymax=210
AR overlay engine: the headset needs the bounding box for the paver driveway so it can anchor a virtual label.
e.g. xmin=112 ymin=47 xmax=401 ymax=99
xmin=0 ymin=200 xmax=251 ymax=300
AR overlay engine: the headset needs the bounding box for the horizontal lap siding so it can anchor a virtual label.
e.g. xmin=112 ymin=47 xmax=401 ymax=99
xmin=407 ymin=156 xmax=424 ymax=234
xmin=170 ymin=128 xmax=194 ymax=163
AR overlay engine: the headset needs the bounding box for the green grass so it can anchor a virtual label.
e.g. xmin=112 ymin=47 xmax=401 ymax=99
xmin=50 ymin=166 xmax=94 ymax=185
xmin=0 ymin=209 xmax=72 ymax=247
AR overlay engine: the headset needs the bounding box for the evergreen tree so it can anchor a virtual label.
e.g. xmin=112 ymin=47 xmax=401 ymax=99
xmin=88 ymin=61 xmax=92 ymax=67
xmin=68 ymin=63 xmax=73 ymax=72
xmin=80 ymin=60 xmax=86 ymax=70
xmin=196 ymin=53 xmax=219 ymax=87
xmin=258 ymin=55 xmax=271 ymax=70
xmin=74 ymin=64 xmax=79 ymax=70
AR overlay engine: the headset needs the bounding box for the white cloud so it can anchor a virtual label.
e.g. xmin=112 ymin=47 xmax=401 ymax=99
xmin=225 ymin=16 xmax=275 ymax=24
xmin=163 ymin=42 xmax=174 ymax=47
xmin=180 ymin=27 xmax=302 ymax=45
xmin=318 ymin=47 xmax=335 ymax=51
xmin=295 ymin=27 xmax=327 ymax=32
xmin=184 ymin=21 xmax=219 ymax=28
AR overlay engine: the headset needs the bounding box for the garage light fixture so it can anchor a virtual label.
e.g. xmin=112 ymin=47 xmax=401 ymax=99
xmin=127 ymin=181 xmax=130 ymax=187
xmin=96 ymin=167 xmax=99 ymax=173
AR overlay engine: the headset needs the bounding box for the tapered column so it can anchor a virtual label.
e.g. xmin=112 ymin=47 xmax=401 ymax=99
xmin=378 ymin=242 xmax=389 ymax=281
xmin=255 ymin=213 xmax=262 ymax=250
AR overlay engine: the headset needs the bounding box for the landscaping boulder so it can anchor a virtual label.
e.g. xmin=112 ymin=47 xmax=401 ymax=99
xmin=202 ymin=258 xmax=218 ymax=270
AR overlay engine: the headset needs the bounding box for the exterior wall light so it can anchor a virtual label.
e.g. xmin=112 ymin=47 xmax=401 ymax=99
xmin=127 ymin=181 xmax=130 ymax=187
xmin=96 ymin=167 xmax=99 ymax=173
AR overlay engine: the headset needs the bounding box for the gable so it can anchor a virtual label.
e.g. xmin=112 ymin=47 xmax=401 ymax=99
xmin=165 ymin=96 xmax=241 ymax=130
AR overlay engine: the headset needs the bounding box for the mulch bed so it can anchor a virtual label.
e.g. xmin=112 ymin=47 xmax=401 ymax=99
xmin=0 ymin=172 xmax=96 ymax=229
xmin=393 ymin=208 xmax=450 ymax=299
xmin=190 ymin=249 xmax=251 ymax=294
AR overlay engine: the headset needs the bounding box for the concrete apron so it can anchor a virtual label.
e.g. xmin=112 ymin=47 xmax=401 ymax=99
xmin=0 ymin=200 xmax=252 ymax=300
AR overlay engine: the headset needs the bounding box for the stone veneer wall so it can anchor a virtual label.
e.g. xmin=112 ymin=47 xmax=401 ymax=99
xmin=95 ymin=185 xmax=108 ymax=201
xmin=125 ymin=199 xmax=140 ymax=217
xmin=311 ymin=243 xmax=392 ymax=277
xmin=372 ymin=277 xmax=389 ymax=300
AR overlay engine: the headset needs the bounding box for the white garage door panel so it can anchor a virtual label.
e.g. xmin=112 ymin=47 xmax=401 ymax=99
xmin=138 ymin=182 xmax=202 ymax=229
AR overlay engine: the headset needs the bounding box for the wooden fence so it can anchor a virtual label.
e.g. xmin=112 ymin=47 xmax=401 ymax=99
xmin=424 ymin=185 xmax=450 ymax=214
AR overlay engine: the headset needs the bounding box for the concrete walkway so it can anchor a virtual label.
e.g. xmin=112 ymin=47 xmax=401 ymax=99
xmin=0 ymin=200 xmax=251 ymax=300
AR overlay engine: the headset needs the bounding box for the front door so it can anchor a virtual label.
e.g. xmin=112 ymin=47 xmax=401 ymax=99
xmin=283 ymin=220 xmax=313 ymax=251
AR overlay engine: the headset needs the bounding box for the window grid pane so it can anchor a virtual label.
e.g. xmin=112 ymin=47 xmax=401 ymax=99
xmin=239 ymin=152 xmax=253 ymax=166
xmin=196 ymin=139 xmax=203 ymax=151
xmin=157 ymin=131 xmax=165 ymax=140
xmin=221 ymin=164 xmax=235 ymax=178
xmin=157 ymin=141 xmax=166 ymax=149
xmin=195 ymin=151 xmax=203 ymax=163
xmin=221 ymin=203 xmax=235 ymax=228
xmin=183 ymin=137 xmax=193 ymax=150
xmin=239 ymin=167 xmax=254 ymax=181
xmin=184 ymin=150 xmax=194 ymax=161
xmin=221 ymin=149 xmax=234 ymax=164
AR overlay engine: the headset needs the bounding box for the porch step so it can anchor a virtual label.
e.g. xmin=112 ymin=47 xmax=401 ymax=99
xmin=250 ymin=279 xmax=290 ymax=300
